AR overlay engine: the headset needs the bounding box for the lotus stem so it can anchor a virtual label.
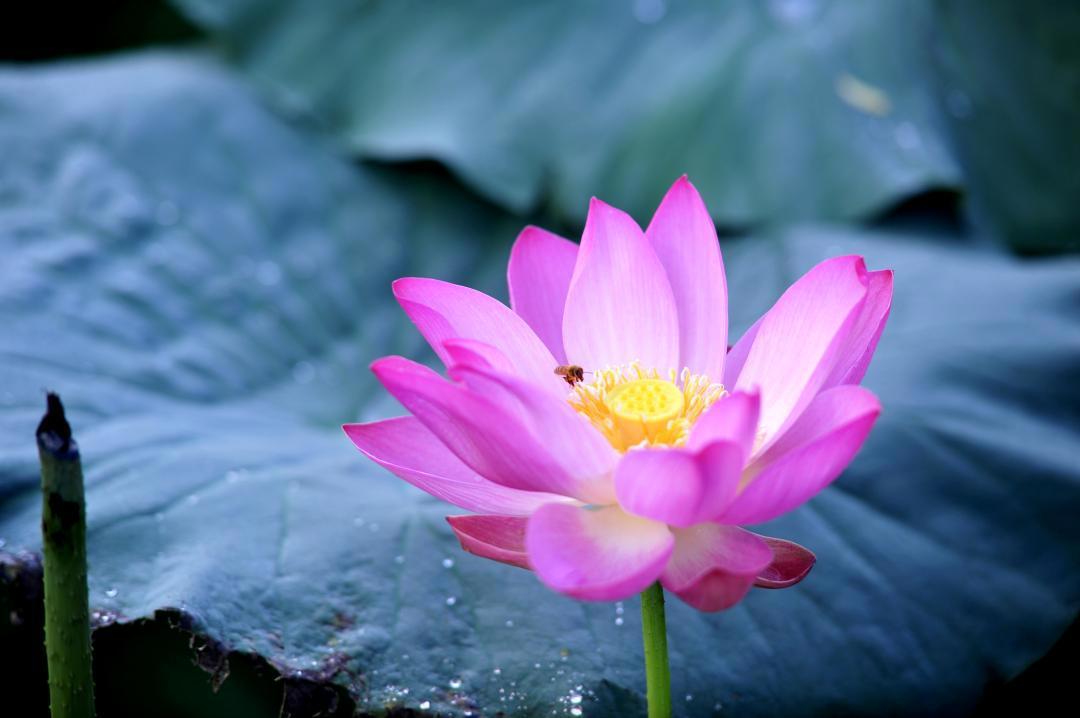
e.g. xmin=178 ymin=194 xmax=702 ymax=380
xmin=640 ymin=581 xmax=672 ymax=718
xmin=37 ymin=393 xmax=96 ymax=718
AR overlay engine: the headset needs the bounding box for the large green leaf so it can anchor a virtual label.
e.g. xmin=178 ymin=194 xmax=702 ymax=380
xmin=2 ymin=53 xmax=1079 ymax=716
xmin=169 ymin=0 xmax=960 ymax=228
xmin=930 ymin=0 xmax=1080 ymax=253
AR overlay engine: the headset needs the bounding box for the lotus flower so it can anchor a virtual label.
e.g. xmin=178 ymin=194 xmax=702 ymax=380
xmin=344 ymin=177 xmax=892 ymax=611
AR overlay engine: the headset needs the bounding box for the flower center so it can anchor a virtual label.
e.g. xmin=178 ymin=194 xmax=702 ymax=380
xmin=606 ymin=379 xmax=685 ymax=445
xmin=568 ymin=363 xmax=726 ymax=452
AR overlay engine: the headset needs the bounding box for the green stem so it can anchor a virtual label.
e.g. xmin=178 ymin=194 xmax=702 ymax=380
xmin=38 ymin=393 xmax=96 ymax=718
xmin=640 ymin=582 xmax=672 ymax=718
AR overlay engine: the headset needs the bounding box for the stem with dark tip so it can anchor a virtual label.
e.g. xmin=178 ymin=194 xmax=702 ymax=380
xmin=37 ymin=393 xmax=96 ymax=718
xmin=640 ymin=582 xmax=672 ymax=718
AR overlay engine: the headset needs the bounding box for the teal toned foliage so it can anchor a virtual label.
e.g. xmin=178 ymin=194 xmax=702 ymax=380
xmin=931 ymin=0 xmax=1080 ymax=252
xmin=167 ymin=0 xmax=1080 ymax=253
xmin=1 ymin=53 xmax=1078 ymax=715
xmin=172 ymin=0 xmax=961 ymax=227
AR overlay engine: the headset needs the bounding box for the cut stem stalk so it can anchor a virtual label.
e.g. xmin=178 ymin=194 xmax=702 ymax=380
xmin=38 ymin=393 xmax=96 ymax=718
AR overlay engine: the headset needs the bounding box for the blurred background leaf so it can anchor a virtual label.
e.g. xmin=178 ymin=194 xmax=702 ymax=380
xmin=1 ymin=52 xmax=1078 ymax=717
xmin=164 ymin=0 xmax=1080 ymax=254
xmin=168 ymin=0 xmax=962 ymax=230
xmin=930 ymin=0 xmax=1080 ymax=253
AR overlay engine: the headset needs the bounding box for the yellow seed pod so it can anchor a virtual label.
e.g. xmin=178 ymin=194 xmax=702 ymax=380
xmin=604 ymin=379 xmax=685 ymax=447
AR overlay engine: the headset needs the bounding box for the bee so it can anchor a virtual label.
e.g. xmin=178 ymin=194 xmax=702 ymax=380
xmin=554 ymin=364 xmax=587 ymax=387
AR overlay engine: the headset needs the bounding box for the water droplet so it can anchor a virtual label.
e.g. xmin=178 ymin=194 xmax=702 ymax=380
xmin=685 ymin=693 xmax=694 ymax=702
xmin=104 ymin=588 xmax=118 ymax=598
xmin=449 ymin=677 xmax=463 ymax=690
xmin=614 ymin=617 xmax=624 ymax=626
xmin=714 ymin=701 xmax=723 ymax=711
xmin=353 ymin=517 xmax=365 ymax=527
xmin=256 ymin=260 xmax=282 ymax=287
xmin=0 ymin=538 xmax=6 ymax=549
xmin=394 ymin=555 xmax=405 ymax=564
xmin=615 ymin=601 xmax=624 ymax=615
xmin=894 ymin=122 xmax=921 ymax=151
xmin=505 ymin=619 xmax=514 ymax=628
xmin=570 ymin=708 xmax=583 ymax=717
xmin=493 ymin=667 xmax=502 ymax=675
xmin=445 ymin=596 xmax=457 ymax=606
xmin=419 ymin=701 xmax=431 ymax=710
xmin=224 ymin=469 xmax=245 ymax=484
xmin=441 ymin=557 xmax=455 ymax=569
xmin=632 ymin=0 xmax=667 ymax=24
xmin=368 ymin=522 xmax=380 ymax=532
xmin=291 ymin=361 xmax=315 ymax=384
xmin=570 ymin=693 xmax=583 ymax=705
xmin=185 ymin=494 xmax=200 ymax=506
xmin=90 ymin=609 xmax=117 ymax=627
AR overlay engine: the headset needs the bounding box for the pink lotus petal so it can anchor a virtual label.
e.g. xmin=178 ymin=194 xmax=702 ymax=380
xmin=507 ymin=226 xmax=578 ymax=363
xmin=645 ymin=176 xmax=728 ymax=381
xmin=686 ymin=390 xmax=760 ymax=457
xmin=447 ymin=514 xmax=531 ymax=570
xmin=344 ymin=417 xmax=566 ymax=516
xmin=371 ymin=356 xmax=584 ymax=499
xmin=668 ymin=571 xmax=758 ymax=612
xmin=754 ymin=536 xmax=816 ymax=588
xmin=447 ymin=360 xmax=617 ymax=505
xmin=562 ymin=198 xmax=679 ymax=370
xmin=526 ymin=503 xmax=674 ymax=601
xmin=722 ymin=316 xmax=761 ymax=387
xmin=614 ymin=442 xmax=743 ymax=527
xmin=349 ymin=185 xmax=893 ymax=613
xmin=661 ymin=524 xmax=773 ymax=612
xmin=609 ymin=390 xmax=761 ymax=526
xmin=393 ymin=277 xmax=565 ymax=397
xmin=717 ymin=385 xmax=881 ymax=525
xmin=735 ymin=256 xmax=870 ymax=450
xmin=825 ymin=269 xmax=894 ymax=387
xmin=442 ymin=337 xmax=516 ymax=374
